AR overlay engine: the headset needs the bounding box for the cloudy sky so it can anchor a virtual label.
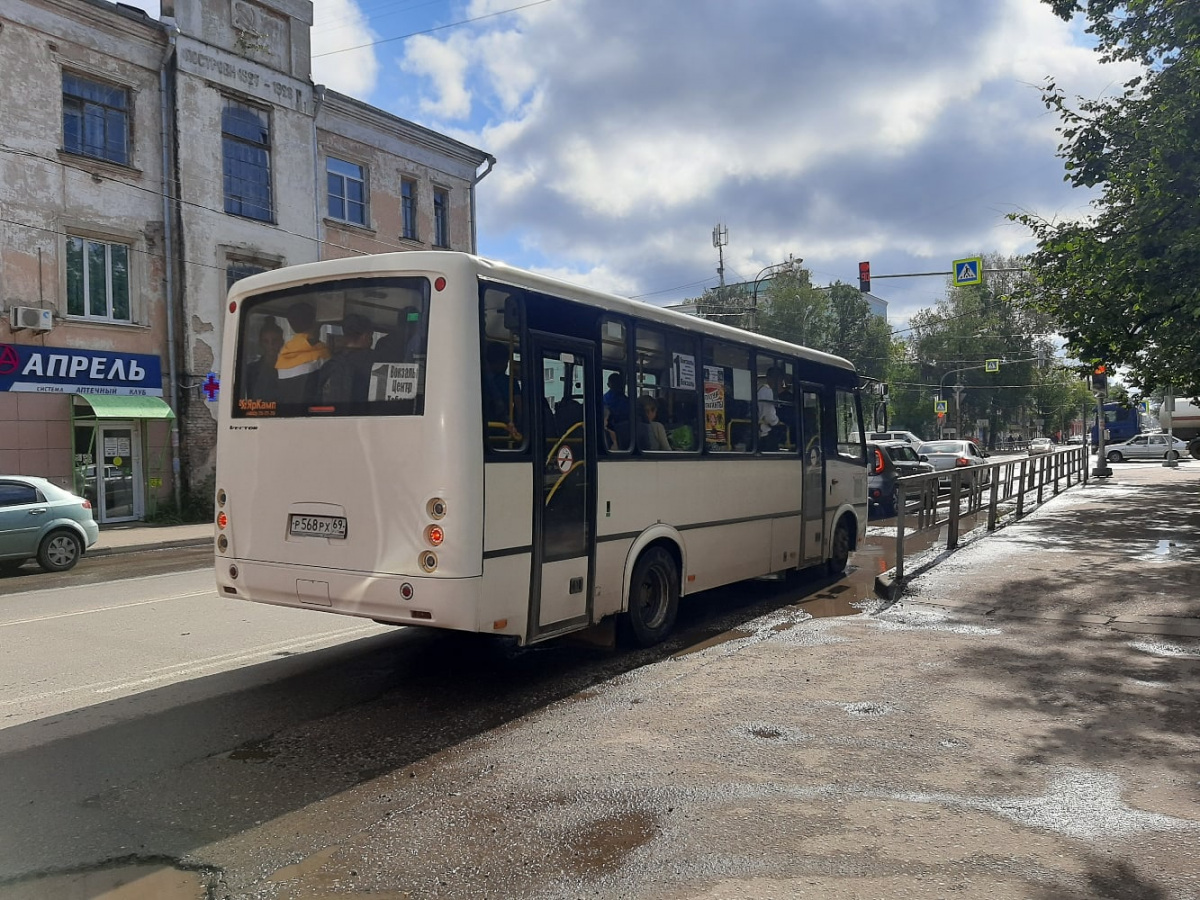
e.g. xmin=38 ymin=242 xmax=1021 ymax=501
xmin=127 ymin=0 xmax=1135 ymax=330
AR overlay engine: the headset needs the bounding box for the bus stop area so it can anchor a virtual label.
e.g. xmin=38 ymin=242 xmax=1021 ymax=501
xmin=175 ymin=461 xmax=1199 ymax=900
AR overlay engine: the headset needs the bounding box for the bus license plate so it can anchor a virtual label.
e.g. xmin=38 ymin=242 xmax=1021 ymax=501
xmin=288 ymin=514 xmax=348 ymax=539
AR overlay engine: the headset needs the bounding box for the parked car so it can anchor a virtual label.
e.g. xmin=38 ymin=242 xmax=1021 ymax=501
xmin=867 ymin=441 xmax=934 ymax=516
xmin=0 ymin=475 xmax=99 ymax=573
xmin=1103 ymin=432 xmax=1190 ymax=462
xmin=917 ymin=439 xmax=991 ymax=489
xmin=1027 ymin=437 xmax=1053 ymax=455
xmin=1066 ymin=434 xmax=1085 ymax=445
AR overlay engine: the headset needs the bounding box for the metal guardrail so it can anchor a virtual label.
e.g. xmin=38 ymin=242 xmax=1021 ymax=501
xmin=876 ymin=446 xmax=1090 ymax=602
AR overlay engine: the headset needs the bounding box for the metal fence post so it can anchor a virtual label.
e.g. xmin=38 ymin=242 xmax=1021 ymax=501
xmin=947 ymin=471 xmax=961 ymax=550
xmin=1016 ymin=459 xmax=1027 ymax=517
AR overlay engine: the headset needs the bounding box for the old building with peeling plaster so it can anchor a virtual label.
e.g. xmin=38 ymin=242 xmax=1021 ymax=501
xmin=1 ymin=0 xmax=493 ymax=522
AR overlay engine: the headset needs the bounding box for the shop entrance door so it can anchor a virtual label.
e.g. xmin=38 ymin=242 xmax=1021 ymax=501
xmin=95 ymin=423 xmax=142 ymax=522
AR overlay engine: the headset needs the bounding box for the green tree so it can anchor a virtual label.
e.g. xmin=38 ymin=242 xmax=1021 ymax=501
xmin=825 ymin=282 xmax=892 ymax=381
xmin=1014 ymin=0 xmax=1200 ymax=397
xmin=755 ymin=268 xmax=831 ymax=350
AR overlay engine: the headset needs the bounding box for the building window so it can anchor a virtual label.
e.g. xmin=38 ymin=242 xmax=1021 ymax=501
xmin=227 ymin=260 xmax=269 ymax=293
xmin=66 ymin=236 xmax=131 ymax=322
xmin=222 ymin=98 xmax=272 ymax=221
xmin=62 ymin=73 xmax=130 ymax=165
xmin=433 ymin=188 xmax=449 ymax=247
xmin=401 ymin=178 xmax=418 ymax=240
xmin=326 ymin=157 xmax=366 ymax=225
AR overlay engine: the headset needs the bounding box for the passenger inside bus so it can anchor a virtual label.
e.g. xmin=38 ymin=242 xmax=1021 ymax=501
xmin=602 ymin=371 xmax=631 ymax=450
xmin=319 ymin=314 xmax=376 ymax=403
xmin=275 ymin=301 xmax=331 ymax=404
xmin=244 ymin=318 xmax=283 ymax=400
xmin=376 ymin=306 xmax=424 ymax=362
xmin=637 ymin=394 xmax=671 ymax=451
xmin=484 ymin=342 xmax=522 ymax=439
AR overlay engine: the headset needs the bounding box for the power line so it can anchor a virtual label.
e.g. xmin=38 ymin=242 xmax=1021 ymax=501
xmin=311 ymin=0 xmax=557 ymax=58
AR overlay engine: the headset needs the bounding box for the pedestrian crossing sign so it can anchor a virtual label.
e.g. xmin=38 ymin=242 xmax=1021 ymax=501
xmin=985 ymin=358 xmax=1000 ymax=372
xmin=952 ymin=257 xmax=983 ymax=286
xmin=934 ymin=399 xmax=948 ymax=413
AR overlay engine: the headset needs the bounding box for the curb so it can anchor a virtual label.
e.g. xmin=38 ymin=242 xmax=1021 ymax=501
xmin=88 ymin=538 xmax=213 ymax=558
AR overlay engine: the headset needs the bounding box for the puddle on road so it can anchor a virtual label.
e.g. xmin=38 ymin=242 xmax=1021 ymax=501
xmin=0 ymin=863 xmax=207 ymax=900
xmin=672 ymin=628 xmax=754 ymax=657
xmin=561 ymin=810 xmax=659 ymax=876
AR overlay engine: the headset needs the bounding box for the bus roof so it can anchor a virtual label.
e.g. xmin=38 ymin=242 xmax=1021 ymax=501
xmin=228 ymin=251 xmax=858 ymax=374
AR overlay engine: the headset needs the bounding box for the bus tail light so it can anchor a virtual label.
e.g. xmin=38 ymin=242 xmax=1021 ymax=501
xmin=419 ymin=551 xmax=438 ymax=572
xmin=399 ymin=582 xmax=414 ymax=600
xmin=427 ymin=497 xmax=447 ymax=519
xmin=217 ymin=511 xmax=228 ymax=529
xmin=425 ymin=524 xmax=444 ymax=546
xmin=217 ymin=534 xmax=229 ymax=553
xmin=217 ymin=489 xmax=227 ymax=507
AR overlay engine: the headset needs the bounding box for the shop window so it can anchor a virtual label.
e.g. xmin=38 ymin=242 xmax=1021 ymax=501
xmin=66 ymin=236 xmax=131 ymax=322
xmin=223 ymin=98 xmax=272 ymax=222
xmin=62 ymin=72 xmax=129 ymax=166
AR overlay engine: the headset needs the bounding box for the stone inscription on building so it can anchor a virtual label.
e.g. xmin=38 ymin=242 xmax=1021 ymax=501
xmin=179 ymin=43 xmax=308 ymax=112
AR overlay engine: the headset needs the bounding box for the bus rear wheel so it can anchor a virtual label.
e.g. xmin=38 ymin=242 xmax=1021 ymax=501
xmin=622 ymin=547 xmax=679 ymax=648
xmin=827 ymin=519 xmax=852 ymax=576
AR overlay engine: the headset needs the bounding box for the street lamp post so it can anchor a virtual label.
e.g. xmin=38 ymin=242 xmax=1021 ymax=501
xmin=749 ymin=255 xmax=801 ymax=333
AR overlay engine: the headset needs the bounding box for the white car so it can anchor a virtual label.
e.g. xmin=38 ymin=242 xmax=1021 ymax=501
xmin=1027 ymin=438 xmax=1053 ymax=455
xmin=1104 ymin=433 xmax=1189 ymax=462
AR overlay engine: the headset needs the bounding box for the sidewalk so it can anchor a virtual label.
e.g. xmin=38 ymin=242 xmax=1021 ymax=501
xmin=188 ymin=459 xmax=1200 ymax=899
xmin=89 ymin=521 xmax=212 ymax=556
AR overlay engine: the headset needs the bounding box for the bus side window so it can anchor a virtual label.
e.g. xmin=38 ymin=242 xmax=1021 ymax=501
xmin=482 ymin=288 xmax=526 ymax=452
xmin=600 ymin=316 xmax=631 ymax=453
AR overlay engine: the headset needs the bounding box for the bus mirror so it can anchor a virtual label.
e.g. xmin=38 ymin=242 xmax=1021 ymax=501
xmin=503 ymin=296 xmax=523 ymax=331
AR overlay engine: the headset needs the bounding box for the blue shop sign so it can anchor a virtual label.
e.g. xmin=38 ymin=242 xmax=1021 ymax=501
xmin=0 ymin=343 xmax=163 ymax=396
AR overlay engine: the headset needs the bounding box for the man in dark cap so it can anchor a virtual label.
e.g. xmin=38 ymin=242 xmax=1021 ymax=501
xmin=319 ymin=313 xmax=376 ymax=404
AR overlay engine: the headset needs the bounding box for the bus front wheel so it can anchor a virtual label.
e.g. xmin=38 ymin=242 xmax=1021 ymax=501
xmin=622 ymin=547 xmax=679 ymax=648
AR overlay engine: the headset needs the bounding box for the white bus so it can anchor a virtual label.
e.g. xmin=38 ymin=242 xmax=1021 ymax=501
xmin=215 ymin=252 xmax=867 ymax=647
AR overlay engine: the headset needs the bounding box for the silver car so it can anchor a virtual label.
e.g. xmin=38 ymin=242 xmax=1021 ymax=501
xmin=917 ymin=439 xmax=991 ymax=489
xmin=1104 ymin=433 xmax=1189 ymax=462
xmin=0 ymin=475 xmax=100 ymax=573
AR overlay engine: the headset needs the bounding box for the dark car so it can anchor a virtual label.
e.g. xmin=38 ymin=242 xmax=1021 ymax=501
xmin=867 ymin=441 xmax=934 ymax=516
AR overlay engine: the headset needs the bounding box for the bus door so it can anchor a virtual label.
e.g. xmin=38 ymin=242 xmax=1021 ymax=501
xmin=527 ymin=333 xmax=595 ymax=641
xmin=798 ymin=385 xmax=826 ymax=566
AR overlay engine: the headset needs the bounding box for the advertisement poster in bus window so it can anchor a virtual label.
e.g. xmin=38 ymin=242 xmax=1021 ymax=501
xmin=704 ymin=365 xmax=726 ymax=448
xmin=671 ymin=352 xmax=696 ymax=390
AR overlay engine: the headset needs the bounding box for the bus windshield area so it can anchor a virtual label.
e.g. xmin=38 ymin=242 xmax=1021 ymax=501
xmin=233 ymin=276 xmax=431 ymax=418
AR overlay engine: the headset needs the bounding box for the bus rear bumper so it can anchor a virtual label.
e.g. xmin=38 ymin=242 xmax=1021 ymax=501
xmin=216 ymin=560 xmax=508 ymax=635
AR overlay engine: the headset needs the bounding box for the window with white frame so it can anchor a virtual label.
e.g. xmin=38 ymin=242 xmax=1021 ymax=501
xmin=62 ymin=72 xmax=130 ymax=166
xmin=433 ymin=187 xmax=449 ymax=247
xmin=401 ymin=178 xmax=418 ymax=240
xmin=326 ymin=157 xmax=367 ymax=225
xmin=66 ymin=236 xmax=131 ymax=322
xmin=222 ymin=98 xmax=272 ymax=221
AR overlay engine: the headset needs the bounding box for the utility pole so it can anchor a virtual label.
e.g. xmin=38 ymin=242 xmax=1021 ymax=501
xmin=712 ymin=224 xmax=728 ymax=319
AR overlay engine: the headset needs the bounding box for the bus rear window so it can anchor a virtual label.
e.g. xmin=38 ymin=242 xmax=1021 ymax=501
xmin=233 ymin=276 xmax=430 ymax=418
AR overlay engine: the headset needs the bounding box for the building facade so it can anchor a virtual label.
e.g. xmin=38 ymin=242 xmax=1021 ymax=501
xmin=1 ymin=0 xmax=493 ymax=521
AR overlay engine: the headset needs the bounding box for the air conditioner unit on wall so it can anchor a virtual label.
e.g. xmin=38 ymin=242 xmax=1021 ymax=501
xmin=9 ymin=306 xmax=55 ymax=332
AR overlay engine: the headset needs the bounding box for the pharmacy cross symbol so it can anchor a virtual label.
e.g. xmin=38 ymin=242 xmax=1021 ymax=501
xmin=202 ymin=373 xmax=220 ymax=402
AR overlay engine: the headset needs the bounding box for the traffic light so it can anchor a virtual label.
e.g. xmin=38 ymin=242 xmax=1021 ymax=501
xmin=858 ymin=261 xmax=871 ymax=293
xmin=1090 ymin=364 xmax=1108 ymax=395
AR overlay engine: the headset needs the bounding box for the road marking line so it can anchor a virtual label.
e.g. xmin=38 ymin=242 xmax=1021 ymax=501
xmin=0 ymin=624 xmax=387 ymax=708
xmin=0 ymin=590 xmax=215 ymax=628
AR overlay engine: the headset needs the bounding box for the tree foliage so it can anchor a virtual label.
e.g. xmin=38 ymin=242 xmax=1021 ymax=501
xmin=1014 ymin=0 xmax=1200 ymax=397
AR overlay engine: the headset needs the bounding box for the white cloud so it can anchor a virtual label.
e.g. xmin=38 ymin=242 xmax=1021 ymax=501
xmin=310 ymin=0 xmax=379 ymax=97
xmin=400 ymin=34 xmax=473 ymax=119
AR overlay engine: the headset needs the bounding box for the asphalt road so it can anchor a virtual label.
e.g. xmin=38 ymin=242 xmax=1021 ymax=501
xmin=0 ymin=547 xmax=856 ymax=895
